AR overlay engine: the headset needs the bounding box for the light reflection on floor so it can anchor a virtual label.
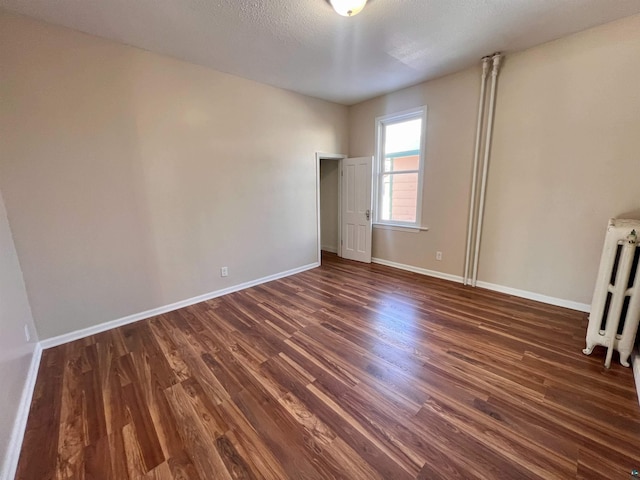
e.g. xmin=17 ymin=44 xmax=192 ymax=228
xmin=367 ymin=292 xmax=430 ymax=381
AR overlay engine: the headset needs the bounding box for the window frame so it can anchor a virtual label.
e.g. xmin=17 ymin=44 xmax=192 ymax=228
xmin=373 ymin=106 xmax=427 ymax=229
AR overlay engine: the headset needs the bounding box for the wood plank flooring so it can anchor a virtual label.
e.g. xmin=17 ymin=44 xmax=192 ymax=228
xmin=16 ymin=252 xmax=640 ymax=479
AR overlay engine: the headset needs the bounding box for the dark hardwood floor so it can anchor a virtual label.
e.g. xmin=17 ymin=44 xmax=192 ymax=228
xmin=16 ymin=252 xmax=640 ymax=479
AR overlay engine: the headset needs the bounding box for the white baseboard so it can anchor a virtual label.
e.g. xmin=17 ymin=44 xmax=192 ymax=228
xmin=371 ymin=257 xmax=590 ymax=313
xmin=633 ymin=352 xmax=640 ymax=407
xmin=321 ymin=245 xmax=338 ymax=254
xmin=372 ymin=257 xmax=464 ymax=284
xmin=1 ymin=343 xmax=42 ymax=480
xmin=41 ymin=262 xmax=319 ymax=349
xmin=475 ymin=280 xmax=590 ymax=312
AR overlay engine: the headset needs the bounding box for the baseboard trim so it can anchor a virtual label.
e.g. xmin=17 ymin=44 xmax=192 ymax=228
xmin=371 ymin=257 xmax=590 ymax=313
xmin=633 ymin=352 xmax=640 ymax=407
xmin=372 ymin=257 xmax=464 ymax=284
xmin=321 ymin=245 xmax=338 ymax=254
xmin=474 ymin=281 xmax=590 ymax=312
xmin=41 ymin=262 xmax=319 ymax=349
xmin=1 ymin=342 xmax=42 ymax=480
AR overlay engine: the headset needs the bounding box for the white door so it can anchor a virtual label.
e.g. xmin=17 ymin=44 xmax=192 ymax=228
xmin=341 ymin=157 xmax=373 ymax=263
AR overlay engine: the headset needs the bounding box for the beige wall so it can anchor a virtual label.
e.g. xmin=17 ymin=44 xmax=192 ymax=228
xmin=349 ymin=14 xmax=640 ymax=306
xmin=3 ymin=8 xmax=640 ymax=345
xmin=480 ymin=14 xmax=640 ymax=304
xmin=320 ymin=159 xmax=340 ymax=252
xmin=0 ymin=11 xmax=348 ymax=339
xmin=0 ymin=188 xmax=39 ymax=476
xmin=350 ymin=69 xmax=481 ymax=277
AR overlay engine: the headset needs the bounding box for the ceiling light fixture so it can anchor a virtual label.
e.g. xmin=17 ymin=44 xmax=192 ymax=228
xmin=330 ymin=0 xmax=367 ymax=17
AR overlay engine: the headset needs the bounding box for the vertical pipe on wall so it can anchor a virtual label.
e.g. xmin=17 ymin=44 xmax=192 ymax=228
xmin=472 ymin=53 xmax=502 ymax=287
xmin=463 ymin=57 xmax=491 ymax=285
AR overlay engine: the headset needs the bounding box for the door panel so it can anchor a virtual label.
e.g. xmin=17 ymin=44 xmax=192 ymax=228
xmin=341 ymin=157 xmax=373 ymax=263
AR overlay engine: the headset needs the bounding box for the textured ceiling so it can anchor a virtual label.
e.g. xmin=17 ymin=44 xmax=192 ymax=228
xmin=2 ymin=0 xmax=640 ymax=105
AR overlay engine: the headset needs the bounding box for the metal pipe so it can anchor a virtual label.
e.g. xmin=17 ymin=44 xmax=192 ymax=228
xmin=463 ymin=57 xmax=491 ymax=286
xmin=472 ymin=53 xmax=502 ymax=287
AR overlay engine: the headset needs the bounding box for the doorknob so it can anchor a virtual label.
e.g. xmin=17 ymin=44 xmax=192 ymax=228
xmin=365 ymin=209 xmax=370 ymax=220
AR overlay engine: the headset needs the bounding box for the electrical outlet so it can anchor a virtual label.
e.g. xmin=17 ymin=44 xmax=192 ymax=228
xmin=24 ymin=324 xmax=31 ymax=342
xmin=436 ymin=251 xmax=443 ymax=261
xmin=220 ymin=266 xmax=229 ymax=277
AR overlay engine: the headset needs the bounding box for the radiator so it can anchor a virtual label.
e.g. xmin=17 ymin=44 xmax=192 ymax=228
xmin=583 ymin=218 xmax=640 ymax=368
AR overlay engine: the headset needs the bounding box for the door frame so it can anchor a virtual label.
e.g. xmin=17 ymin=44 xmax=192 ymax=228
xmin=316 ymin=152 xmax=346 ymax=264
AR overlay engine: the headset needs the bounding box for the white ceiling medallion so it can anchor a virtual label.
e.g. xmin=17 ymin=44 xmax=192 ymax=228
xmin=330 ymin=0 xmax=368 ymax=17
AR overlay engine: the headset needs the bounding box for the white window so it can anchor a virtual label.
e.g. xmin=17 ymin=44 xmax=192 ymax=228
xmin=374 ymin=106 xmax=427 ymax=228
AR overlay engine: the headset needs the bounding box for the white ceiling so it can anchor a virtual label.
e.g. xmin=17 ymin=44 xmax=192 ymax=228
xmin=2 ymin=0 xmax=640 ymax=105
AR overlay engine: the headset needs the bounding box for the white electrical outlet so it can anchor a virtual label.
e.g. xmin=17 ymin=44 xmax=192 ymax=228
xmin=220 ymin=266 xmax=229 ymax=277
xmin=24 ymin=324 xmax=31 ymax=342
xmin=436 ymin=251 xmax=443 ymax=261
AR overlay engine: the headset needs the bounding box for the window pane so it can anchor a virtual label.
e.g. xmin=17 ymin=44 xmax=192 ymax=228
xmin=384 ymin=118 xmax=421 ymax=156
xmin=376 ymin=109 xmax=424 ymax=226
xmin=384 ymin=153 xmax=419 ymax=172
xmin=380 ymin=172 xmax=418 ymax=223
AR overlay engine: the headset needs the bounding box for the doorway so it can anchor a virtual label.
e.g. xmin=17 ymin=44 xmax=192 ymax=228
xmin=316 ymin=153 xmax=344 ymax=264
xmin=316 ymin=153 xmax=374 ymax=265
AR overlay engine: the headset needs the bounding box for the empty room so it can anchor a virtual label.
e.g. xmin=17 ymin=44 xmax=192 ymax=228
xmin=2 ymin=0 xmax=640 ymax=478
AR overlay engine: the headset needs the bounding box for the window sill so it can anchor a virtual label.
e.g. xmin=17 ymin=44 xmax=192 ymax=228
xmin=373 ymin=223 xmax=429 ymax=233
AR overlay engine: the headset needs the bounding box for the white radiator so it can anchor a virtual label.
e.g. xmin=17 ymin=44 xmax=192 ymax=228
xmin=583 ymin=218 xmax=640 ymax=368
